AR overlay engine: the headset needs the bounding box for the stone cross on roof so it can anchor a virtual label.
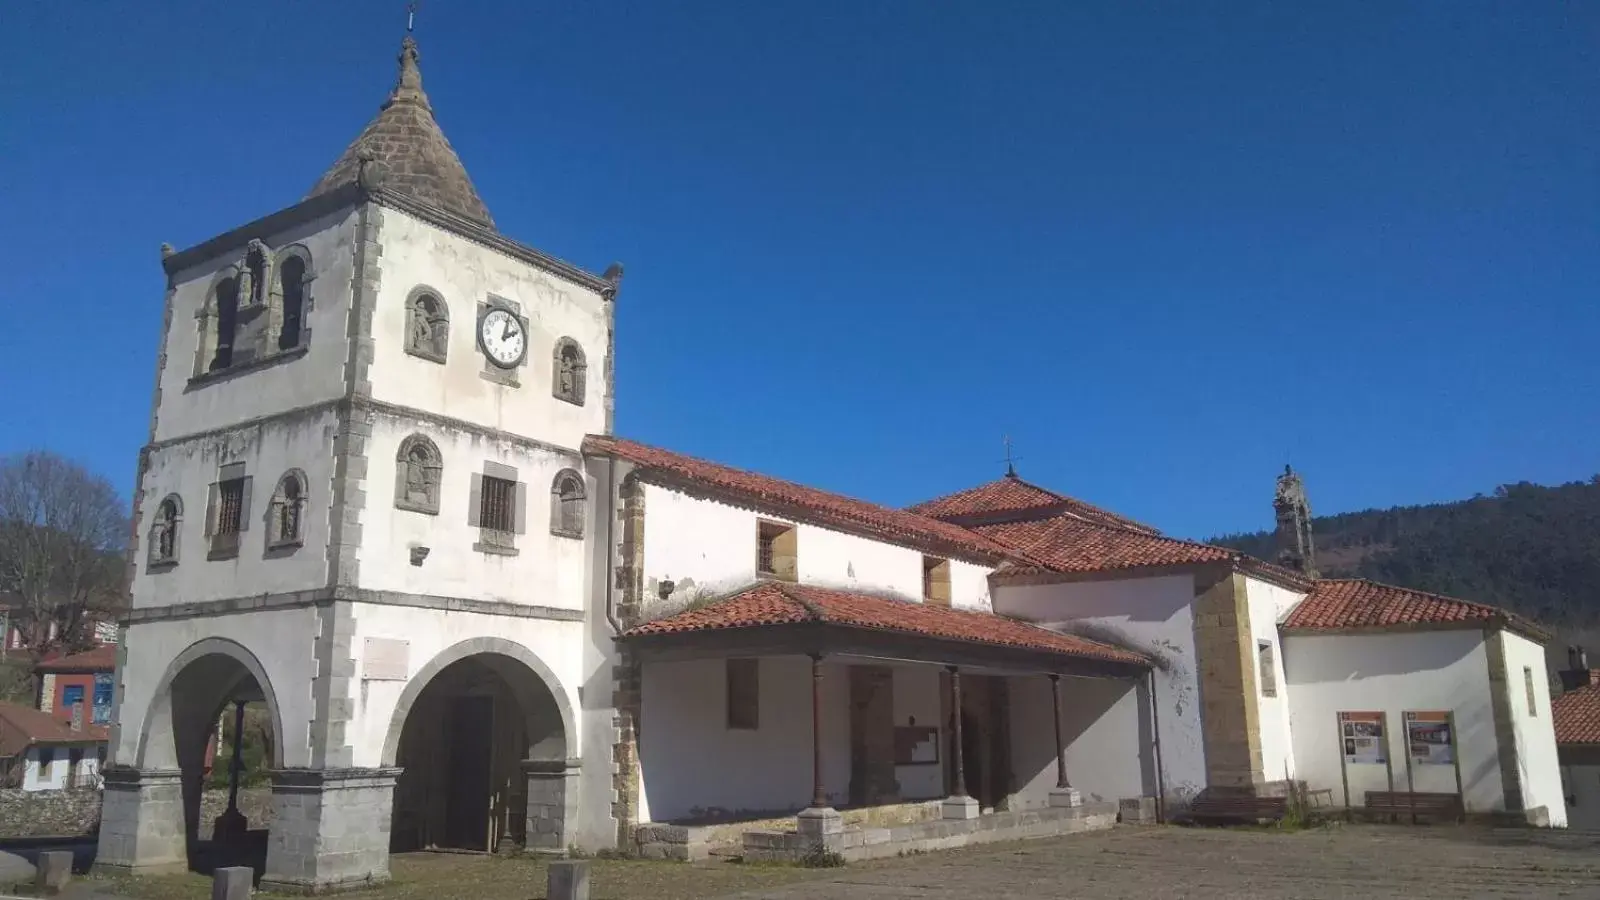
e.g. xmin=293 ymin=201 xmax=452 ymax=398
xmin=306 ymin=32 xmax=495 ymax=227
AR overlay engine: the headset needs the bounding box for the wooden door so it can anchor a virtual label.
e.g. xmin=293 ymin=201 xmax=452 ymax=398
xmin=444 ymin=695 xmax=494 ymax=850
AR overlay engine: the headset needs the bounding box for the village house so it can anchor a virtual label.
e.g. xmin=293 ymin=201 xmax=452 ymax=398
xmin=1552 ymin=648 xmax=1600 ymax=829
xmin=0 ymin=700 xmax=107 ymax=792
xmin=98 ymin=30 xmax=1566 ymax=892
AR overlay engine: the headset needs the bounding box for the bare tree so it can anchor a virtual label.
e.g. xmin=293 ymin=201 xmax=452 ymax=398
xmin=0 ymin=451 xmax=127 ymax=673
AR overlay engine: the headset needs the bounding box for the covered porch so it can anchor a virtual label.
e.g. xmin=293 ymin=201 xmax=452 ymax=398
xmin=622 ymin=583 xmax=1159 ymax=859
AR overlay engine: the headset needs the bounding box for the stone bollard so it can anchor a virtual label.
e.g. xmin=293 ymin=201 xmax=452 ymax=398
xmin=212 ymin=865 xmax=253 ymax=900
xmin=35 ymin=850 xmax=74 ymax=895
xmin=546 ymin=859 xmax=590 ymax=900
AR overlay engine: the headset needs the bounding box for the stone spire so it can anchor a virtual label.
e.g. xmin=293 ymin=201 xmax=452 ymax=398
xmin=307 ymin=35 xmax=494 ymax=227
xmin=1273 ymin=464 xmax=1317 ymax=576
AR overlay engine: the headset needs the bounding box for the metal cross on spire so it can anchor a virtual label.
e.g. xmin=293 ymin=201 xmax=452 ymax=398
xmin=406 ymin=0 xmax=418 ymax=33
xmin=1001 ymin=435 xmax=1022 ymax=478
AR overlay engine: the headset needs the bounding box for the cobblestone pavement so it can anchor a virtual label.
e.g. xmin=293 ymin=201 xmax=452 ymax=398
xmin=731 ymin=825 xmax=1600 ymax=899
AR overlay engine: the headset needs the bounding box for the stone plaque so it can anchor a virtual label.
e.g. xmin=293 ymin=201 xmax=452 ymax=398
xmin=363 ymin=637 xmax=410 ymax=681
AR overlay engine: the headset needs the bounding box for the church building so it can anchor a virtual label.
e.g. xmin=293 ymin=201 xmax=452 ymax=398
xmin=99 ymin=32 xmax=1566 ymax=892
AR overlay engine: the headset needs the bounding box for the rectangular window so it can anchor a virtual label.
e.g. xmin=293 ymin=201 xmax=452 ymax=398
xmin=1257 ymin=641 xmax=1278 ymax=697
xmin=1525 ymin=666 xmax=1538 ymax=716
xmin=726 ymin=658 xmax=759 ymax=730
xmin=471 ymin=465 xmax=524 ymax=555
xmin=922 ymin=557 xmax=952 ymax=607
xmin=36 ymin=748 xmax=53 ymax=780
xmin=92 ymin=673 xmax=113 ymax=725
xmin=480 ymin=475 xmax=516 ymax=533
xmin=62 ymin=685 xmax=84 ymax=709
xmin=756 ymin=521 xmax=797 ymax=581
xmin=208 ymin=466 xmax=250 ymax=559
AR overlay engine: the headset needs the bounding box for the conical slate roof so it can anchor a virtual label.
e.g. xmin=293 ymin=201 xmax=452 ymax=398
xmin=307 ymin=36 xmax=494 ymax=227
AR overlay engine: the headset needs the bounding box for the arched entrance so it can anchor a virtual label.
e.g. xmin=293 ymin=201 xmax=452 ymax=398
xmin=135 ymin=639 xmax=284 ymax=875
xmin=385 ymin=640 xmax=572 ymax=853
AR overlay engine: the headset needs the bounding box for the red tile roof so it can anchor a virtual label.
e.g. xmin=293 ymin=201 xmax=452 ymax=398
xmin=1554 ymin=682 xmax=1600 ymax=745
xmin=975 ymin=515 xmax=1240 ymax=575
xmin=0 ymin=701 xmax=107 ymax=758
xmin=1282 ymin=579 xmax=1551 ymax=640
xmin=583 ymin=436 xmax=1030 ymax=564
xmin=35 ymin=645 xmax=116 ymax=673
xmin=909 ymin=474 xmax=1159 ymax=534
xmin=625 ymin=582 xmax=1150 ymax=667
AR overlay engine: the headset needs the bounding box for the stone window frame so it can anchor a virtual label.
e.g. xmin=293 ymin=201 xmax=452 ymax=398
xmin=196 ymin=265 xmax=243 ymax=376
xmin=552 ymin=338 xmax=587 ymax=406
xmin=549 ymin=469 xmax=585 ymax=539
xmin=272 ymin=244 xmax=314 ymax=353
xmin=147 ymin=493 xmax=183 ymax=571
xmin=1257 ymin=640 xmax=1278 ymax=698
xmin=266 ymin=469 xmax=309 ymax=555
xmin=756 ymin=520 xmax=797 ymax=582
xmin=404 ymin=284 xmax=451 ymax=364
xmin=205 ymin=462 xmax=253 ymax=561
xmin=469 ymin=460 xmax=526 ymax=556
xmin=726 ymin=658 xmax=759 ymax=730
xmin=921 ymin=556 xmax=952 ymax=607
xmin=394 ymin=435 xmax=443 ymax=515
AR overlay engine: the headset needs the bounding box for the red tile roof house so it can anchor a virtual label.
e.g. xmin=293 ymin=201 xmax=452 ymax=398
xmin=34 ymin=645 xmax=117 ymax=729
xmin=0 ymin=700 xmax=108 ymax=792
xmin=1551 ymin=649 xmax=1600 ymax=829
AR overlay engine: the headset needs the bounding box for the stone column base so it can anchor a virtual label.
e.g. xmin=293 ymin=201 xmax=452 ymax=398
xmin=94 ymin=767 xmax=187 ymax=876
xmin=523 ymin=758 xmax=582 ymax=851
xmin=1049 ymin=787 xmax=1083 ymax=808
xmin=941 ymin=796 xmax=981 ymax=820
xmin=260 ymin=767 xmax=401 ymax=894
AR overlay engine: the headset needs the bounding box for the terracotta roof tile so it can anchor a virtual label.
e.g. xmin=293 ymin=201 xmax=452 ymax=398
xmin=909 ymin=475 xmax=1158 ymax=533
xmin=35 ymin=645 xmax=116 ymax=673
xmin=1283 ymin=579 xmax=1550 ymax=640
xmin=583 ymin=436 xmax=1028 ymax=564
xmin=0 ymin=701 xmax=108 ymax=758
xmin=625 ymin=582 xmax=1149 ymax=667
xmin=1554 ymin=682 xmax=1600 ymax=745
xmin=975 ymin=516 xmax=1237 ymax=574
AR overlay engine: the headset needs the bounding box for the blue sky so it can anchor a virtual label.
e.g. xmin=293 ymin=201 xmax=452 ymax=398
xmin=1 ymin=1 xmax=1595 ymax=539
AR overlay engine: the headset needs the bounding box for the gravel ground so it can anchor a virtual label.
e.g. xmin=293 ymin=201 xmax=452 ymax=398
xmin=729 ymin=824 xmax=1600 ymax=900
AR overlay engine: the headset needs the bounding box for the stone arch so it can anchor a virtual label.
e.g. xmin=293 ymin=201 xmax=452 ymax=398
xmin=394 ymin=433 xmax=442 ymax=514
xmin=136 ymin=636 xmax=287 ymax=771
xmin=381 ymin=637 xmax=574 ymax=767
xmin=196 ymin=264 xmax=242 ymax=374
xmin=147 ymin=493 xmax=183 ymax=567
xmin=552 ymin=338 xmax=587 ymax=405
xmin=550 ymin=468 xmax=586 ymax=538
xmin=273 ymin=244 xmax=314 ymax=351
xmin=404 ymin=284 xmax=450 ymax=363
xmin=266 ymin=468 xmax=309 ymax=550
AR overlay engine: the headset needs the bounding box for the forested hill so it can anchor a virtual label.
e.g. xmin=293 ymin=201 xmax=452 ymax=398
xmin=1210 ymin=476 xmax=1600 ymax=629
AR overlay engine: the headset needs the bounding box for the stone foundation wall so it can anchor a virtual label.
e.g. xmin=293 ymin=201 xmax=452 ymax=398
xmin=0 ymin=787 xmax=273 ymax=839
xmin=742 ymin=802 xmax=1118 ymax=863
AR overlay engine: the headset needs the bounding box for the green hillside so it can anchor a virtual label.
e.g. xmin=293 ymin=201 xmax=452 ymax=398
xmin=1211 ymin=476 xmax=1600 ymax=630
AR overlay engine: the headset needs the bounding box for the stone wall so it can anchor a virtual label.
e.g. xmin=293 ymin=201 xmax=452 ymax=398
xmin=0 ymin=787 xmax=274 ymax=839
xmin=741 ymin=802 xmax=1118 ymax=863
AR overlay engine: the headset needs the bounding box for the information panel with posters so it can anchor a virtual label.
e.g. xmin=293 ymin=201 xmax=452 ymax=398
xmin=1339 ymin=711 xmax=1387 ymax=764
xmin=1405 ymin=710 xmax=1455 ymax=766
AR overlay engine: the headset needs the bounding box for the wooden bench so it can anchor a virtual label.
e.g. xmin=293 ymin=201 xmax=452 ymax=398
xmin=1364 ymin=791 xmax=1463 ymax=823
xmin=1186 ymin=795 xmax=1288 ymax=826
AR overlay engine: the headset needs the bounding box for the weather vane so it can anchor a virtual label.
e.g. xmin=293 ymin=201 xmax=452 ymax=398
xmin=1001 ymin=435 xmax=1022 ymax=477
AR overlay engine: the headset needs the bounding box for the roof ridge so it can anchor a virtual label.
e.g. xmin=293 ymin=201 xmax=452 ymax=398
xmin=775 ymin=583 xmax=828 ymax=622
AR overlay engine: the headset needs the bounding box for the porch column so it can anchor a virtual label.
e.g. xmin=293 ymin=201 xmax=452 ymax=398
xmin=213 ymin=700 xmax=249 ymax=842
xmin=796 ymin=653 xmax=842 ymax=843
xmin=942 ymin=666 xmax=979 ymax=819
xmin=1049 ymin=674 xmax=1082 ymax=807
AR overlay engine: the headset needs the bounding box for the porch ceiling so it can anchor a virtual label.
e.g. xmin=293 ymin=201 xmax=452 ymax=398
xmin=620 ymin=582 xmax=1150 ymax=679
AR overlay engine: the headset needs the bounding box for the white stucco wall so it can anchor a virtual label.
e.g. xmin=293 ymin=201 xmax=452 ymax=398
xmin=133 ymin=407 xmax=339 ymax=608
xmin=114 ymin=610 xmax=322 ymax=768
xmin=367 ymin=208 xmax=609 ymax=451
xmin=1499 ymin=631 xmax=1567 ymax=825
xmin=1284 ymin=630 xmax=1506 ymax=812
xmin=342 ymin=604 xmax=587 ymax=769
xmin=892 ymin=665 xmax=945 ymax=800
xmin=639 ymin=484 xmax=994 ymax=616
xmin=994 ymin=575 xmax=1205 ymax=805
xmin=1244 ymin=577 xmax=1300 ymax=783
xmin=1010 ymin=674 xmax=1148 ymax=808
xmin=358 ymin=415 xmax=589 ymax=607
xmin=154 ymin=208 xmax=358 ymax=443
xmin=21 ymin=744 xmax=102 ymax=792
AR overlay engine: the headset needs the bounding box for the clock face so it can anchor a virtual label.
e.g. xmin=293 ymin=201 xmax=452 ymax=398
xmin=479 ymin=307 xmax=526 ymax=369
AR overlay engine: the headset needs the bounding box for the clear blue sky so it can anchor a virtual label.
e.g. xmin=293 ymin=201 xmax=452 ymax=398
xmin=2 ymin=1 xmax=1595 ymax=540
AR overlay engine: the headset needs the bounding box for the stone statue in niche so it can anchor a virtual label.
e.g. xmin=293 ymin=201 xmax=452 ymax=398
xmin=558 ymin=350 xmax=577 ymax=396
xmin=405 ymin=446 xmax=432 ymax=505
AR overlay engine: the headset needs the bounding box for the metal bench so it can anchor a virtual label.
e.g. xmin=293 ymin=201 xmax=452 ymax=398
xmin=1364 ymin=791 xmax=1463 ymax=823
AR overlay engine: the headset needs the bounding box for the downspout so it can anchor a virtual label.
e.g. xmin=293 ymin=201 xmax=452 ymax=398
xmin=1148 ymin=668 xmax=1166 ymax=823
xmin=604 ymin=456 xmax=622 ymax=635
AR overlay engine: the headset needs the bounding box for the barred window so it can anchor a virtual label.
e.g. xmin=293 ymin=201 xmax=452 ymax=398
xmin=480 ymin=475 xmax=516 ymax=533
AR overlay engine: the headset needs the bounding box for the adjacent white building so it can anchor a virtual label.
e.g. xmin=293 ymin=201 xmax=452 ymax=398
xmin=99 ymin=29 xmax=1567 ymax=893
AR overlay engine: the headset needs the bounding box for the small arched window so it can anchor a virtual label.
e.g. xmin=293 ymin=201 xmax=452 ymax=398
xmin=550 ymin=470 xmax=585 ymax=538
xmin=242 ymin=241 xmax=270 ymax=309
xmin=553 ymin=339 xmax=586 ymax=406
xmin=278 ymin=254 xmax=309 ymax=351
xmin=405 ymin=288 xmax=450 ymax=363
xmin=211 ymin=277 xmax=239 ymax=371
xmin=268 ymin=470 xmax=308 ymax=550
xmin=148 ymin=495 xmax=182 ymax=568
xmin=395 ymin=435 xmax=443 ymax=515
